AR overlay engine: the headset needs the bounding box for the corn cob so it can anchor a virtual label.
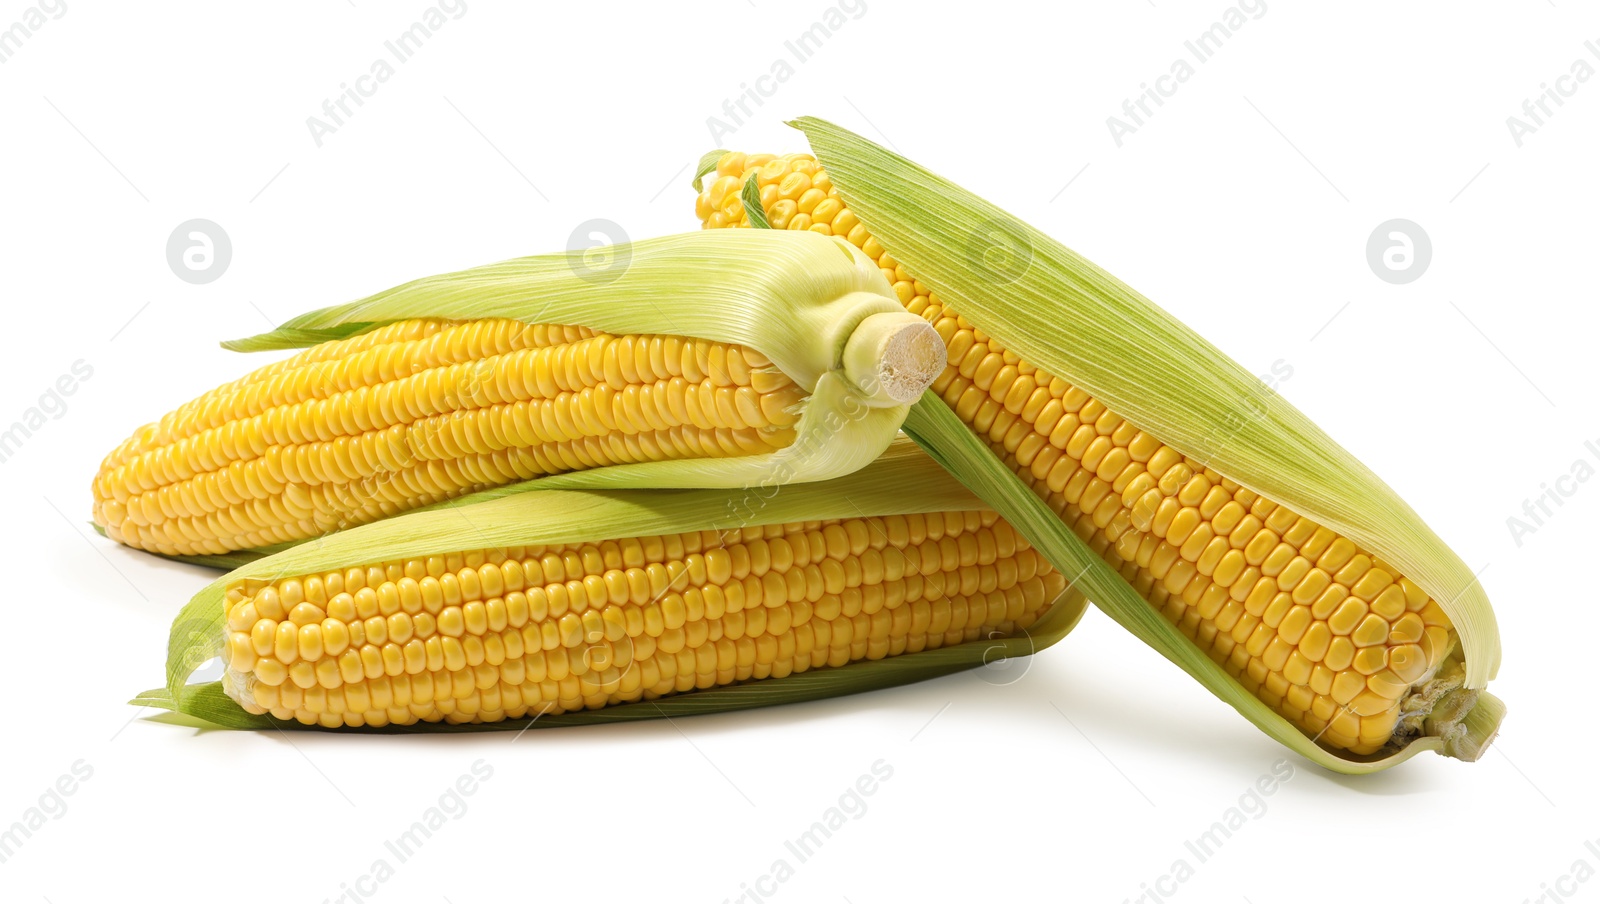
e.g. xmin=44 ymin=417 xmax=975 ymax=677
xmin=694 ymin=125 xmax=1501 ymax=767
xmin=221 ymin=510 xmax=1062 ymax=727
xmin=144 ymin=441 xmax=1087 ymax=730
xmin=94 ymin=231 xmax=945 ymax=558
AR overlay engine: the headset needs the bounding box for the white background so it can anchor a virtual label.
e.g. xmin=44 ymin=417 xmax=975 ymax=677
xmin=2 ymin=2 xmax=1595 ymax=902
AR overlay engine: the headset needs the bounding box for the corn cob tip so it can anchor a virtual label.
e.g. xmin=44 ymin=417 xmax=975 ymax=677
xmin=842 ymin=311 xmax=944 ymax=405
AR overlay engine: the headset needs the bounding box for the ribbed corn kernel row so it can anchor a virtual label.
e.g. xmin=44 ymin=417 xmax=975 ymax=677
xmin=220 ymin=511 xmax=1065 ymax=727
xmin=699 ymin=152 xmax=1459 ymax=755
xmin=93 ymin=318 xmax=808 ymax=557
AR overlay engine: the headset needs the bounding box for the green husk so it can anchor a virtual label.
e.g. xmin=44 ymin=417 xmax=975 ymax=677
xmin=193 ymin=229 xmax=948 ymax=560
xmin=692 ymin=149 xmax=727 ymax=193
xmin=787 ymin=116 xmax=1501 ymax=769
xmin=741 ymin=176 xmax=772 ymax=230
xmin=139 ymin=439 xmax=1090 ymax=731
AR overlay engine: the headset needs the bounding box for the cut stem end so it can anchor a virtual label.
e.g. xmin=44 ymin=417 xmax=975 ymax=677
xmin=1388 ymin=654 xmax=1503 ymax=762
xmin=843 ymin=311 xmax=945 ymax=406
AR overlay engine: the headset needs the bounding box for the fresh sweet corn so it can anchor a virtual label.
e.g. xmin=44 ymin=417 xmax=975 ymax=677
xmin=697 ymin=145 xmax=1490 ymax=760
xmin=221 ymin=510 xmax=1063 ymax=727
xmin=94 ymin=231 xmax=945 ymax=558
xmin=146 ymin=440 xmax=1088 ymax=730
